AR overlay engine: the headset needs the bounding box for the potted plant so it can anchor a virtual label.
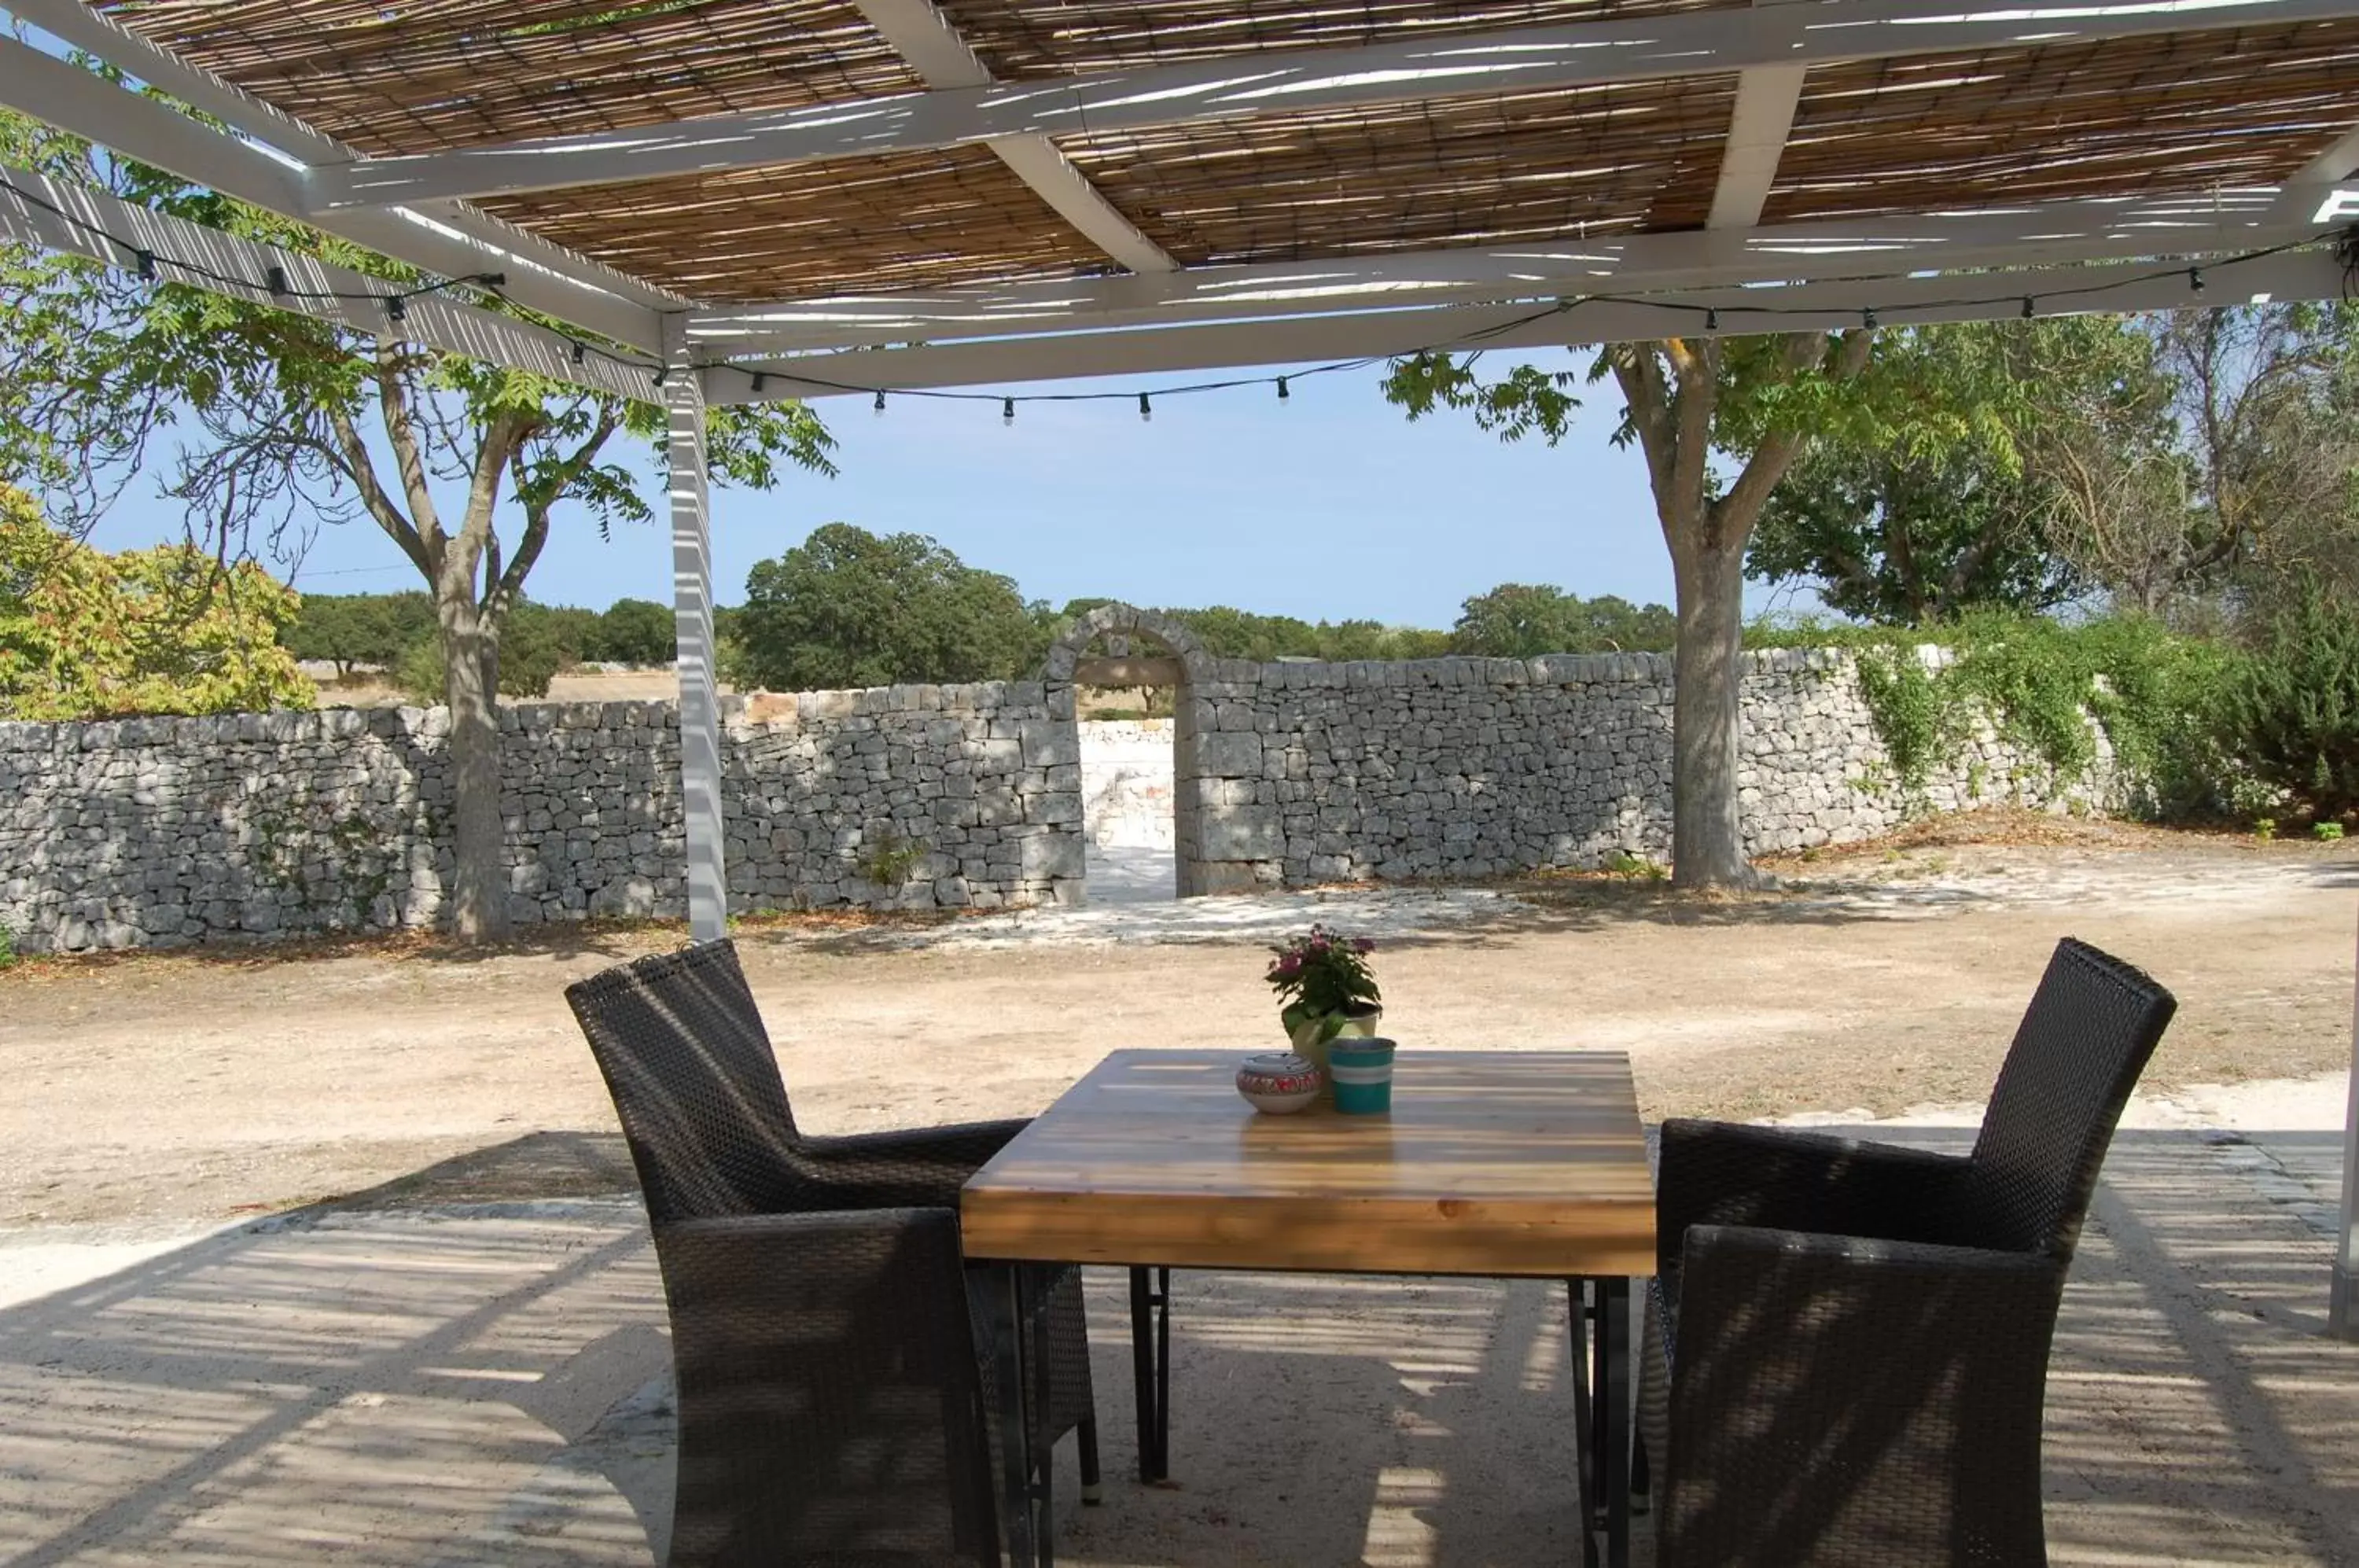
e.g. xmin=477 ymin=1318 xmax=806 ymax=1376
xmin=1266 ymin=926 xmax=1382 ymax=1095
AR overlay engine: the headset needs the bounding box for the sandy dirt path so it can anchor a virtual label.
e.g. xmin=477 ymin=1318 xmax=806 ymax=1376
xmin=1 ymin=822 xmax=2350 ymax=1229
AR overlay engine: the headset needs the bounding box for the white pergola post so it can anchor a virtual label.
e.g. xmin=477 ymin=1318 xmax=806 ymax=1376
xmin=664 ymin=315 xmax=728 ymax=944
xmin=2331 ymin=909 xmax=2359 ymax=1336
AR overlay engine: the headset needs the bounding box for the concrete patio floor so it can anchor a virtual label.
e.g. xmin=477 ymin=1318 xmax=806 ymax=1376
xmin=6 ymin=1114 xmax=2359 ymax=1566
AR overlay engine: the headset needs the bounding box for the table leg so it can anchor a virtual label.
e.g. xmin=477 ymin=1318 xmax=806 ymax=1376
xmin=1128 ymin=1265 xmax=1172 ymax=1482
xmin=1598 ymin=1277 xmax=1632 ymax=1568
xmin=991 ymin=1264 xmax=1039 ymax=1568
xmin=1565 ymin=1279 xmax=1598 ymax=1568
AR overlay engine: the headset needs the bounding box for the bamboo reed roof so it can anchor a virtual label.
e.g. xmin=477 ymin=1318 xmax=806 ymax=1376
xmin=929 ymin=0 xmax=1732 ymax=79
xmin=83 ymin=0 xmax=2359 ymax=310
xmin=1765 ymin=20 xmax=2359 ymax=223
xmin=1059 ymin=77 xmax=1736 ymax=266
xmin=93 ymin=0 xmax=922 ymax=155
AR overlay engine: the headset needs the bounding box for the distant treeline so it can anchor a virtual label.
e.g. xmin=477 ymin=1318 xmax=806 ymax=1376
xmin=287 ymin=527 xmax=1681 ymax=700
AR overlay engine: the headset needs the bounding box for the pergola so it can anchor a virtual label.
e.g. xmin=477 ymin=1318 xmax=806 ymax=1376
xmin=0 ymin=0 xmax=2355 ymax=1318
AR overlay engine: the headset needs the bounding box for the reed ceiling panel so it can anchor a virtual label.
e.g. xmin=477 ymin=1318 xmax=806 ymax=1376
xmin=1058 ymin=77 xmax=1737 ymax=266
xmin=931 ymin=0 xmax=1742 ymax=79
xmin=475 ymin=143 xmax=1111 ymax=299
xmin=90 ymin=0 xmax=922 ymax=155
xmin=1765 ymin=20 xmax=2359 ymax=223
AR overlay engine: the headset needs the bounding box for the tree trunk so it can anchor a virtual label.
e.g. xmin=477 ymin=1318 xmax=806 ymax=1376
xmin=438 ymin=587 xmax=510 ymax=942
xmin=1669 ymin=530 xmax=1754 ymax=889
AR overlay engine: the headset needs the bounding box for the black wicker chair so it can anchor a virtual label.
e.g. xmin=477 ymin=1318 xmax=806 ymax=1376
xmin=567 ymin=939 xmax=1099 ymax=1567
xmin=1643 ymin=937 xmax=2177 ymax=1567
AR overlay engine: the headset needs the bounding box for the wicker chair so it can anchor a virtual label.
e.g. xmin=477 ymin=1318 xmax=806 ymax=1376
xmin=566 ymin=939 xmax=1099 ymax=1567
xmin=1643 ymin=937 xmax=2177 ymax=1567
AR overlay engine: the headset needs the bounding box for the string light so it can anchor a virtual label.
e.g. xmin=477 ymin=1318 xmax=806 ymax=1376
xmin=10 ymin=167 xmax=2321 ymax=421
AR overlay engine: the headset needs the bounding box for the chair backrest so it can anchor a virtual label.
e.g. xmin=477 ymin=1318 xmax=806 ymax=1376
xmin=566 ymin=939 xmax=803 ymax=1228
xmin=1966 ymin=937 xmax=2177 ymax=1260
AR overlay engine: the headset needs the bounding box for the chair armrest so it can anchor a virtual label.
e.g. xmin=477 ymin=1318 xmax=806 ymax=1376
xmin=1662 ymin=1223 xmax=2063 ymax=1568
xmin=654 ymin=1207 xmax=999 ymax=1563
xmin=1657 ymin=1118 xmax=1975 ymax=1287
xmin=796 ymin=1117 xmax=1032 ymax=1209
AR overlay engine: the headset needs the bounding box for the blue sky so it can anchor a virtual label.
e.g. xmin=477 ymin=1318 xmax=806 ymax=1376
xmin=81 ymin=348 xmax=1802 ymax=628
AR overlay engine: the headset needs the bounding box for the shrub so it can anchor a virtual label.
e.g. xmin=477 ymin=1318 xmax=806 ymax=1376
xmin=2218 ymin=585 xmax=2359 ymax=819
xmin=396 ymin=602 xmax=576 ymax=704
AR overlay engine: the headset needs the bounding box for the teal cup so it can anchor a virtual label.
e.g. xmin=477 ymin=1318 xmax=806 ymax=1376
xmin=1328 ymin=1037 xmax=1397 ymax=1114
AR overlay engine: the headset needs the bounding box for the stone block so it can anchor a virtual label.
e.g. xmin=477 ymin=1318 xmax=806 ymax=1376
xmin=1194 ymin=730 xmax=1264 ymax=779
xmin=1018 ymin=720 xmax=1080 ymax=769
xmin=1198 ymin=802 xmax=1282 ymax=859
xmin=1019 ymin=830 xmax=1086 ymax=880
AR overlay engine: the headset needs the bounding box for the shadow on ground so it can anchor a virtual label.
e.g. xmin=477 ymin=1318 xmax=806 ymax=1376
xmin=6 ymin=1126 xmax=2359 ymax=1565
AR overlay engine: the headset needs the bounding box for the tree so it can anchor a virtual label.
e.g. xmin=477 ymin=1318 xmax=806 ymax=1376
xmin=593 ymin=597 xmax=677 ymax=665
xmin=396 ymin=598 xmax=580 ymax=702
xmin=1742 ymin=321 xmax=2133 ymax=623
xmin=1 ymin=101 xmax=834 ymax=940
xmin=1388 ymin=333 xmax=1876 ymax=887
xmin=734 ymin=524 xmax=1046 ymax=690
xmin=286 ymin=591 xmax=435 ymax=675
xmin=0 ymin=485 xmax=311 ymax=720
xmin=1450 ymin=583 xmax=1676 ymax=655
xmin=2027 ymin=304 xmax=2359 ymax=616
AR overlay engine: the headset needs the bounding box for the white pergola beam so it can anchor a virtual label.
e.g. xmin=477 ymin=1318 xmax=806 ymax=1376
xmin=687 ymin=186 xmax=2309 ymax=354
xmin=705 ymin=248 xmax=2342 ymax=402
xmin=1706 ymin=0 xmax=1809 ymax=231
xmin=0 ymin=0 xmax=675 ymax=351
xmin=0 ymin=163 xmax=661 ymax=404
xmin=305 ymin=0 xmax=2359 ymax=208
xmin=852 ymin=0 xmax=1176 ymax=274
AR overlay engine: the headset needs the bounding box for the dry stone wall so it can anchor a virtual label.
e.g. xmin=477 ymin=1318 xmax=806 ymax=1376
xmin=0 ymin=682 xmax=1084 ymax=953
xmin=1168 ymin=646 xmax=2110 ymax=893
xmin=0 ymin=636 xmax=2107 ymax=953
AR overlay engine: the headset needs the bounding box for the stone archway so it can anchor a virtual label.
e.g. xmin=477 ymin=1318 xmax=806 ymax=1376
xmin=1043 ymin=604 xmax=1218 ymax=897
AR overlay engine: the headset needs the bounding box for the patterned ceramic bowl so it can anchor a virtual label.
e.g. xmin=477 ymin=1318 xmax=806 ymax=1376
xmin=1236 ymin=1052 xmax=1320 ymax=1115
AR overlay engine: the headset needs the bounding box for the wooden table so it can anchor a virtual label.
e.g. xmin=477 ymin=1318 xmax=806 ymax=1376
xmin=963 ymin=1047 xmax=1657 ymax=1568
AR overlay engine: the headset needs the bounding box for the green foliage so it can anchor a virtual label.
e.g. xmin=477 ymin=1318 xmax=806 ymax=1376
xmin=735 ymin=524 xmax=1048 ymax=690
xmin=1450 ymin=583 xmax=1675 ymax=656
xmin=1746 ymin=320 xmax=2133 ymax=623
xmin=396 ymin=598 xmax=577 ymax=702
xmin=2317 ymin=822 xmax=2346 ymax=842
xmin=1265 ymin=926 xmax=1381 ymax=1019
xmin=1849 ymin=646 xmax=1957 ymax=793
xmin=0 ymin=924 xmax=16 ymax=970
xmin=1604 ymin=851 xmax=1670 ymax=883
xmin=591 ymin=597 xmax=675 ymax=665
xmin=1157 ymin=605 xmax=1448 ymax=663
xmin=2216 ymin=583 xmax=2359 ymax=819
xmin=0 ymin=485 xmax=313 ymax=719
xmin=286 ymin=591 xmax=436 ymax=675
xmin=2255 ymin=817 xmax=2279 ymax=842
xmin=856 ymin=828 xmax=927 ymax=889
xmin=1753 ymin=610 xmax=2241 ymax=817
